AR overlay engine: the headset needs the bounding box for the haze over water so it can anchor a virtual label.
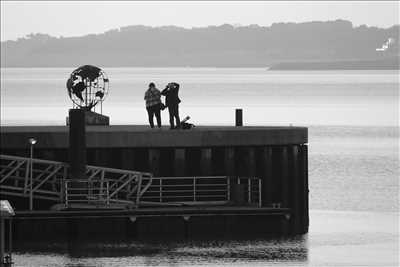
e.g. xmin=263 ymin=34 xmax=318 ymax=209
xmin=1 ymin=68 xmax=399 ymax=266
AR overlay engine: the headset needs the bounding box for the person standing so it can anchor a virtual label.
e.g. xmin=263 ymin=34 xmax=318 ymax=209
xmin=162 ymin=82 xmax=181 ymax=129
xmin=144 ymin=82 xmax=162 ymax=128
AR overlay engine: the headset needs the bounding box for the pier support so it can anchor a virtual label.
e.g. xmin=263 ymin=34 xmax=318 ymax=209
xmin=281 ymin=146 xmax=289 ymax=208
xmin=120 ymin=148 xmax=135 ymax=170
xmin=244 ymin=147 xmax=256 ymax=177
xmin=224 ymin=147 xmax=235 ymax=176
xmin=288 ymin=145 xmax=299 ymax=234
xmin=200 ymin=148 xmax=212 ymax=176
xmin=262 ymin=146 xmax=273 ymax=206
xmin=148 ymin=149 xmax=161 ymax=177
xmin=280 ymin=146 xmax=290 ymax=235
xmin=301 ymin=144 xmax=309 ymax=234
xmin=174 ymin=149 xmax=186 ymax=177
xmin=68 ymin=109 xmax=86 ymax=181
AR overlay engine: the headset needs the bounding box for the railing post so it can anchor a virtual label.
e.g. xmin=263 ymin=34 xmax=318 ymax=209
xmin=100 ymin=170 xmax=104 ymax=193
xmin=258 ymin=179 xmax=262 ymax=207
xmin=106 ymin=181 xmax=110 ymax=205
xmin=65 ymin=180 xmax=68 ymax=207
xmin=135 ymin=174 xmax=142 ymax=208
xmin=248 ymin=178 xmax=251 ymax=204
xmin=24 ymin=160 xmax=29 ymax=194
xmin=160 ymin=178 xmax=162 ymax=203
xmin=29 ymin=152 xmax=33 ymax=211
xmin=88 ymin=180 xmax=93 ymax=204
xmin=60 ymin=166 xmax=67 ymax=201
xmin=227 ymin=177 xmax=230 ymax=201
xmin=193 ymin=177 xmax=196 ymax=202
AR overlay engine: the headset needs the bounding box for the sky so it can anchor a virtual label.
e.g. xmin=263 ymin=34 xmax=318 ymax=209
xmin=1 ymin=1 xmax=399 ymax=41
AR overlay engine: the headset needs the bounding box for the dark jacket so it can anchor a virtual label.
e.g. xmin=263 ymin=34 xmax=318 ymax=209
xmin=161 ymin=83 xmax=181 ymax=107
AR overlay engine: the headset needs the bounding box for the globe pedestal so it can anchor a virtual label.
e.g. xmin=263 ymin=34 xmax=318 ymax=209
xmin=84 ymin=111 xmax=109 ymax=126
xmin=66 ymin=111 xmax=109 ymax=126
xmin=68 ymin=109 xmax=86 ymax=181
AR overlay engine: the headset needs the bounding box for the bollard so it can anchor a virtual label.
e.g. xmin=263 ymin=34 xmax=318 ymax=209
xmin=235 ymin=109 xmax=243 ymax=126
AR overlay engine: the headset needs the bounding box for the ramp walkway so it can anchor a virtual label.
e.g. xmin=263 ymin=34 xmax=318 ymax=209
xmin=0 ymin=154 xmax=152 ymax=209
xmin=0 ymin=154 xmax=262 ymax=209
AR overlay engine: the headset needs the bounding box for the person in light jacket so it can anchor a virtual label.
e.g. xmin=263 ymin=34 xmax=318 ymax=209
xmin=144 ymin=82 xmax=162 ymax=128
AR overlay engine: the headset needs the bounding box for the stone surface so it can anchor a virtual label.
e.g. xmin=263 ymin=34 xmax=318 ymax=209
xmin=0 ymin=125 xmax=307 ymax=149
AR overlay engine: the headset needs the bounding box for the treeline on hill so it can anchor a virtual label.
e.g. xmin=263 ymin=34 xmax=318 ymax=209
xmin=1 ymin=20 xmax=399 ymax=67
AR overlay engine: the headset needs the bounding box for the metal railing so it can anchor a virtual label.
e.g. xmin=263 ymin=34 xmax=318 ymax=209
xmin=64 ymin=166 xmax=153 ymax=208
xmin=141 ymin=176 xmax=262 ymax=207
xmin=0 ymin=154 xmax=67 ymax=202
xmin=65 ymin=179 xmax=110 ymax=206
xmin=0 ymin=154 xmax=153 ymax=209
xmin=1 ymin=154 xmax=262 ymax=209
xmin=235 ymin=177 xmax=263 ymax=207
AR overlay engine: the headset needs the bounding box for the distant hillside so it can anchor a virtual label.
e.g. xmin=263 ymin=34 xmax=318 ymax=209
xmin=1 ymin=20 xmax=399 ymax=68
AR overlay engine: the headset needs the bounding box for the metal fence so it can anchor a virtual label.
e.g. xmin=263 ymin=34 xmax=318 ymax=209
xmin=65 ymin=179 xmax=110 ymax=206
xmin=64 ymin=167 xmax=152 ymax=207
xmin=1 ymin=154 xmax=262 ymax=209
xmin=141 ymin=176 xmax=262 ymax=207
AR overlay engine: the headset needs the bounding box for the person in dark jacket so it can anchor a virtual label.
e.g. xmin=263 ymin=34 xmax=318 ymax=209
xmin=161 ymin=82 xmax=181 ymax=129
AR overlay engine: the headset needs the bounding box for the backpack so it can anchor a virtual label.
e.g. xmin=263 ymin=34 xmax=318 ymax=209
xmin=181 ymin=122 xmax=195 ymax=130
xmin=180 ymin=115 xmax=195 ymax=129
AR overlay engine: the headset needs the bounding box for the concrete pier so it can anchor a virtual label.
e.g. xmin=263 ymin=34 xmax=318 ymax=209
xmin=1 ymin=125 xmax=308 ymax=236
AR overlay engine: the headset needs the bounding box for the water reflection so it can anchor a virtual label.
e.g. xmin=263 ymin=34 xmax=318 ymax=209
xmin=14 ymin=236 xmax=308 ymax=266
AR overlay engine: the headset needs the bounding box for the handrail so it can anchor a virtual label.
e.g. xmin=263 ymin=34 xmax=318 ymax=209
xmin=142 ymin=176 xmax=262 ymax=207
xmin=0 ymin=154 xmax=154 ymax=209
xmin=65 ymin=179 xmax=110 ymax=206
xmin=86 ymin=164 xmax=152 ymax=177
xmin=1 ymin=154 xmax=262 ymax=209
xmin=0 ymin=154 xmax=69 ymax=166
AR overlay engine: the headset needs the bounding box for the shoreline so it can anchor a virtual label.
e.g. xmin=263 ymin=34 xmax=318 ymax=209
xmin=268 ymin=58 xmax=399 ymax=71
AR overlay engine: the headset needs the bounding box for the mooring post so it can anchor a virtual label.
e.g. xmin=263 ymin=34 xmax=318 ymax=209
xmin=235 ymin=109 xmax=243 ymax=126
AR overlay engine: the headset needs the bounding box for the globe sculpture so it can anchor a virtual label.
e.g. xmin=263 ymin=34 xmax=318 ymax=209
xmin=66 ymin=65 xmax=109 ymax=111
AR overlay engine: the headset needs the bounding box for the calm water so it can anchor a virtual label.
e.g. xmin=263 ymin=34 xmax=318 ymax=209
xmin=1 ymin=68 xmax=398 ymax=126
xmin=1 ymin=68 xmax=399 ymax=266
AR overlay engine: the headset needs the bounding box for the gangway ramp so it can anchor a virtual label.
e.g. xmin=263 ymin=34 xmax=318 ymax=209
xmin=0 ymin=154 xmax=153 ymax=208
